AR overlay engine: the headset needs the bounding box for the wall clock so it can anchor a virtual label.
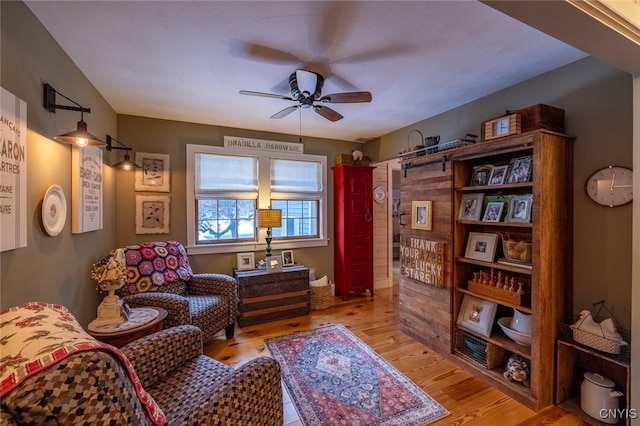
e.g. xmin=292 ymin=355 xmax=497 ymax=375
xmin=483 ymin=113 xmax=521 ymax=141
xmin=585 ymin=166 xmax=633 ymax=207
xmin=373 ymin=185 xmax=388 ymax=204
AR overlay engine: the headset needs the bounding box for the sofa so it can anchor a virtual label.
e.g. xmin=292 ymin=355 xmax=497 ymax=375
xmin=1 ymin=302 xmax=283 ymax=425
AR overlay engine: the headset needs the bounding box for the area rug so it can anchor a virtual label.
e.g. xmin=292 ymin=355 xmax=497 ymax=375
xmin=265 ymin=324 xmax=449 ymax=426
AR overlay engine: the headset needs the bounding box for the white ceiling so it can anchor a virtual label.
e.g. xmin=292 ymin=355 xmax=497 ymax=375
xmin=25 ymin=1 xmax=592 ymax=143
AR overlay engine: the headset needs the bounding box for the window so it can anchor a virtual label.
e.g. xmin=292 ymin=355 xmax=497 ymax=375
xmin=186 ymin=144 xmax=327 ymax=254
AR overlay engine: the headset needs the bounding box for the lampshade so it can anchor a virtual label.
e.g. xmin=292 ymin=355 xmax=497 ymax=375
xmin=257 ymin=209 xmax=282 ymax=228
xmin=53 ymin=119 xmax=106 ymax=147
xmin=112 ymin=152 xmax=140 ymax=171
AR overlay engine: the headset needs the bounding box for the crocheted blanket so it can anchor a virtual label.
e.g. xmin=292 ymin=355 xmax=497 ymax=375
xmin=0 ymin=302 xmax=165 ymax=425
xmin=122 ymin=240 xmax=193 ymax=294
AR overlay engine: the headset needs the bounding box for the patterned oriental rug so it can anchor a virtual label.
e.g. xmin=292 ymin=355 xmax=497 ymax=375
xmin=265 ymin=324 xmax=449 ymax=426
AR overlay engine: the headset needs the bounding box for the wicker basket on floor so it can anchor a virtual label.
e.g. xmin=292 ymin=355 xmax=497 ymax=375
xmin=310 ymin=275 xmax=331 ymax=310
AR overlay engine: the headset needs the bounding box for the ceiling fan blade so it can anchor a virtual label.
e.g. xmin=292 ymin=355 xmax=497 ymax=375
xmin=308 ymin=2 xmax=355 ymax=56
xmin=314 ymin=105 xmax=343 ymax=122
xmin=239 ymin=90 xmax=294 ymax=101
xmin=271 ymin=105 xmax=299 ymax=119
xmin=229 ymin=40 xmax=302 ymax=65
xmin=319 ymin=92 xmax=372 ymax=103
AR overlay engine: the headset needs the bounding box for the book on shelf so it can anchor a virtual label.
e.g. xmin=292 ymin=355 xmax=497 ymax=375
xmin=497 ymin=257 xmax=532 ymax=269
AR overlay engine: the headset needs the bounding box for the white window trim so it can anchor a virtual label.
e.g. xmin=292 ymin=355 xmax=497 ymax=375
xmin=186 ymin=144 xmax=328 ymax=255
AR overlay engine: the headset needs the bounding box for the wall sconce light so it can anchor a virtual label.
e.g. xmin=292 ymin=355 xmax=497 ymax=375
xmin=106 ymin=135 xmax=140 ymax=171
xmin=257 ymin=208 xmax=282 ymax=258
xmin=43 ymin=83 xmax=106 ymax=147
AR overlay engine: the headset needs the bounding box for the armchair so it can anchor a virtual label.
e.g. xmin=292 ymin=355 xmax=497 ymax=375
xmin=1 ymin=302 xmax=283 ymax=425
xmin=114 ymin=241 xmax=237 ymax=342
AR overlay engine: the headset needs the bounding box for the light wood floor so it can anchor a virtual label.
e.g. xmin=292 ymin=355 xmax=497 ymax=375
xmin=204 ymin=286 xmax=587 ymax=425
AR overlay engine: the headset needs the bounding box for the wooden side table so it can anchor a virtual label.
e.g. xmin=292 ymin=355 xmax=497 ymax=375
xmin=88 ymin=307 xmax=167 ymax=348
xmin=235 ymin=265 xmax=309 ymax=327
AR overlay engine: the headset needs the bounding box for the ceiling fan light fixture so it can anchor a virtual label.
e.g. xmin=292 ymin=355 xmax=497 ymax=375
xmin=290 ymin=70 xmax=323 ymax=100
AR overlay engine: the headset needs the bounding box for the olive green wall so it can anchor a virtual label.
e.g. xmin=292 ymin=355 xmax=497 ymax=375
xmin=115 ymin=115 xmax=361 ymax=282
xmin=1 ymin=0 xmax=634 ymax=334
xmin=1 ymin=1 xmax=119 ymax=326
xmin=364 ymin=56 xmax=633 ymax=327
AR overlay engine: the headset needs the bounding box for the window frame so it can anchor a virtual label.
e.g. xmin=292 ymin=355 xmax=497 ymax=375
xmin=186 ymin=144 xmax=328 ymax=255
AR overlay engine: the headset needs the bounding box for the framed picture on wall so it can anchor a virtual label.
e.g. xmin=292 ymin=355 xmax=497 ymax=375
xmin=135 ymin=152 xmax=170 ymax=192
xmin=411 ymin=200 xmax=432 ymax=230
xmin=135 ymin=195 xmax=170 ymax=234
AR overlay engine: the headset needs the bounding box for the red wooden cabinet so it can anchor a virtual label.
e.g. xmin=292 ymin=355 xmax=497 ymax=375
xmin=332 ymin=165 xmax=374 ymax=300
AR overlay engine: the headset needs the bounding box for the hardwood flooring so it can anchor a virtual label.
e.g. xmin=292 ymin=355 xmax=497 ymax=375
xmin=204 ymin=286 xmax=587 ymax=425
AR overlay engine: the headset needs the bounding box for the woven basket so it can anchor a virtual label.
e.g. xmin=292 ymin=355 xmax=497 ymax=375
xmin=501 ymin=234 xmax=532 ymax=263
xmin=310 ymin=275 xmax=332 ymax=310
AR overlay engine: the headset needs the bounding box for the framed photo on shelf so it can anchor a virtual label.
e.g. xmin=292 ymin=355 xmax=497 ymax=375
xmin=135 ymin=152 xmax=170 ymax=192
xmin=458 ymin=193 xmax=484 ymax=221
xmin=506 ymin=194 xmax=533 ymax=223
xmin=456 ymin=294 xmax=498 ymax=337
xmin=282 ymin=250 xmax=294 ymax=266
xmin=482 ymin=201 xmax=504 ymax=222
xmin=464 ymin=231 xmax=498 ymax=262
xmin=488 ymin=165 xmax=509 ymax=185
xmin=266 ymin=255 xmax=283 ymax=274
xmin=506 ymin=155 xmax=533 ymax=184
xmin=470 ymin=165 xmax=494 ymax=186
xmin=236 ymin=252 xmax=255 ymax=271
xmin=411 ymin=200 xmax=432 ymax=230
xmin=135 ymin=195 xmax=170 ymax=234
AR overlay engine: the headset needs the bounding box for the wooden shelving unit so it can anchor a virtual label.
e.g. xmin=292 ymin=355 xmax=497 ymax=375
xmin=556 ymin=339 xmax=631 ymax=425
xmin=450 ymin=130 xmax=574 ymax=411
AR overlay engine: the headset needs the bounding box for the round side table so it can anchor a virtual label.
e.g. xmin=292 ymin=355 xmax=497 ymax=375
xmin=88 ymin=307 xmax=167 ymax=348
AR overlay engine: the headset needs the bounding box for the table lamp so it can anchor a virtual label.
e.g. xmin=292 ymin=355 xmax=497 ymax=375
xmin=257 ymin=208 xmax=282 ymax=258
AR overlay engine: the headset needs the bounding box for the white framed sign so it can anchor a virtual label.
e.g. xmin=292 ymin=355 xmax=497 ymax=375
xmin=72 ymin=146 xmax=103 ymax=233
xmin=1 ymin=87 xmax=28 ymax=251
xmin=224 ymin=136 xmax=304 ymax=154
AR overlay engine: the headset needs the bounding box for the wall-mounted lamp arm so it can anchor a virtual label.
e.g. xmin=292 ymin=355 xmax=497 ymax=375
xmin=106 ymin=135 xmax=132 ymax=152
xmin=43 ymin=83 xmax=90 ymax=114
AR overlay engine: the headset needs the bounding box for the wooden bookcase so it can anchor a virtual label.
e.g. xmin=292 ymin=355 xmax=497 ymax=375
xmin=449 ymin=130 xmax=574 ymax=411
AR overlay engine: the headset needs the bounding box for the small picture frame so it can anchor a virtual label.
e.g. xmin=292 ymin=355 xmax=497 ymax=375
xmin=237 ymin=252 xmax=255 ymax=271
xmin=266 ymin=255 xmax=283 ymax=274
xmin=470 ymin=165 xmax=494 ymax=186
xmin=506 ymin=155 xmax=533 ymax=184
xmin=506 ymin=194 xmax=533 ymax=223
xmin=135 ymin=195 xmax=170 ymax=234
xmin=411 ymin=200 xmax=432 ymax=230
xmin=458 ymin=193 xmax=484 ymax=222
xmin=482 ymin=201 xmax=504 ymax=222
xmin=135 ymin=152 xmax=170 ymax=192
xmin=464 ymin=232 xmax=498 ymax=262
xmin=488 ymin=165 xmax=509 ymax=185
xmin=281 ymin=250 xmax=295 ymax=266
xmin=456 ymin=294 xmax=498 ymax=337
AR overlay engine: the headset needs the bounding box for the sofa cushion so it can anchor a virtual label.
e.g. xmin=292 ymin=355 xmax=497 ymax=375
xmin=123 ymin=241 xmax=193 ymax=294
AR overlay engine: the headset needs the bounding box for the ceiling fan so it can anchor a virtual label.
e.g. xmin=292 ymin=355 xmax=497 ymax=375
xmin=239 ymin=69 xmax=372 ymax=122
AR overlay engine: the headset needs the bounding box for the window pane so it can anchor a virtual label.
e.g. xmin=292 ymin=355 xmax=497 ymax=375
xmin=196 ymin=153 xmax=258 ymax=192
xmin=270 ymin=159 xmax=321 ymax=192
xmin=271 ymin=199 xmax=318 ymax=238
xmin=197 ymin=199 xmax=255 ymax=243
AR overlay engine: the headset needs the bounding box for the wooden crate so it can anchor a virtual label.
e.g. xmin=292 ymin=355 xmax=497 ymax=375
xmin=335 ymin=154 xmax=354 ymax=165
xmin=468 ymin=280 xmax=530 ymax=307
xmin=511 ymin=104 xmax=565 ymax=134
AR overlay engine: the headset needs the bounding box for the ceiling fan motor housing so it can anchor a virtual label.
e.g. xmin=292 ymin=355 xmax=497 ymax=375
xmin=289 ymin=70 xmax=324 ymax=105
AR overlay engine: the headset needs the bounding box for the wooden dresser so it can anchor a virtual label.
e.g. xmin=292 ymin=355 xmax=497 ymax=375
xmin=234 ymin=265 xmax=310 ymax=327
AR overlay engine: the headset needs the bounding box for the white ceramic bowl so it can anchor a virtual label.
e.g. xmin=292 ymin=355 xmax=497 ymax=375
xmin=498 ymin=317 xmax=532 ymax=347
xmin=510 ymin=309 xmax=532 ymax=335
